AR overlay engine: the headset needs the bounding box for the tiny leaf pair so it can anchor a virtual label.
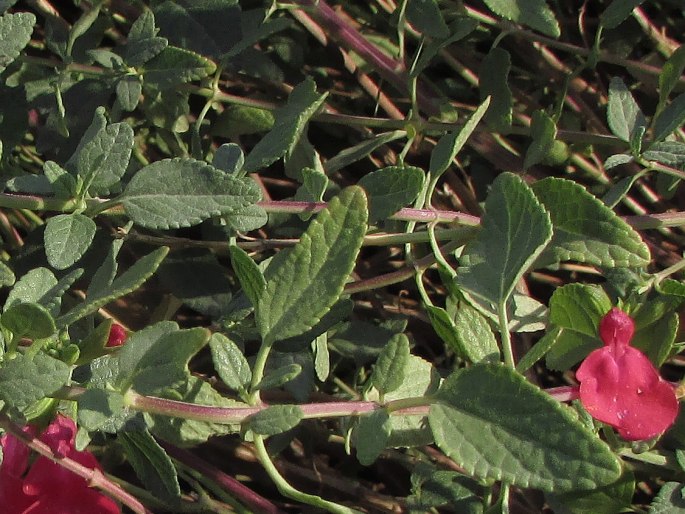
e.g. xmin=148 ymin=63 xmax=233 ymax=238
xmin=576 ymin=308 xmax=679 ymax=441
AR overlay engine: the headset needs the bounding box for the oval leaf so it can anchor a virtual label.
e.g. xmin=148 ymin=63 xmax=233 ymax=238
xmin=245 ymin=404 xmax=303 ymax=436
xmin=44 ymin=213 xmax=96 ymax=270
xmin=429 ymin=364 xmax=621 ymax=492
xmin=358 ymin=166 xmax=424 ymax=223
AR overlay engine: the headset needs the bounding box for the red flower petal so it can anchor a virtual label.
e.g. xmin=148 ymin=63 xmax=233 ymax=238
xmin=576 ymin=308 xmax=679 ymax=441
xmin=106 ymin=323 xmax=127 ymax=348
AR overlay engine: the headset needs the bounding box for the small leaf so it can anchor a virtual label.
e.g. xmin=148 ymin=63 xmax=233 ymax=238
xmin=524 ymin=110 xmax=557 ymax=170
xmin=0 ymin=12 xmax=35 ymax=74
xmin=411 ymin=17 xmax=478 ymax=77
xmin=244 ymin=405 xmax=303 ymax=436
xmin=77 ymin=388 xmax=126 ymax=431
xmin=143 ymin=45 xmax=215 ymax=90
xmin=116 ymin=75 xmax=142 ymax=111
xmin=457 ymin=173 xmax=552 ymax=315
xmin=406 ymin=0 xmax=449 ymax=39
xmin=212 ymin=105 xmax=274 ymax=139
xmin=1 ymin=302 xmax=55 ymax=339
xmin=43 ymin=160 xmax=77 ymax=198
xmin=229 ymin=246 xmax=265 ymax=308
xmin=119 ymin=430 xmax=181 ymax=504
xmin=516 ymin=326 xmax=562 ymax=373
xmin=429 ymin=97 xmax=490 ymax=175
xmin=125 ymin=11 xmax=168 ymax=67
xmin=429 ymin=365 xmax=621 ymax=492
xmin=358 ymin=166 xmax=424 ymax=223
xmin=325 ymin=131 xmax=405 ymax=174
xmin=209 ymin=333 xmax=251 ymax=393
xmin=312 ymin=333 xmax=329 ymax=382
xmin=546 ymin=329 xmax=600 ymax=371
xmin=479 ymin=48 xmax=512 ymax=132
xmin=659 ymin=45 xmax=685 ymax=110
xmin=355 ymin=409 xmax=391 ymax=465
xmin=120 ymin=158 xmax=261 ymax=229
xmin=0 ymin=353 xmax=71 ymax=412
xmin=371 ymin=333 xmax=410 ymax=396
xmin=607 ymin=77 xmax=647 ymax=143
xmin=653 ymin=93 xmax=685 ymax=143
xmin=549 ymin=284 xmax=612 ymax=337
xmin=57 ymin=247 xmax=169 ymax=328
xmin=255 ymin=363 xmax=302 ymax=391
xmin=650 ymin=482 xmax=685 ymax=513
xmin=643 ymin=141 xmax=685 ymax=167
xmin=213 ymin=143 xmax=244 ymax=174
xmin=531 ymin=177 xmax=650 ymax=267
xmin=243 ymin=78 xmax=327 ymax=172
xmin=600 ymin=0 xmax=645 ymax=29
xmin=44 ymin=214 xmax=96 ymax=270
xmin=0 ymin=261 xmax=14 ymax=288
xmin=603 ymin=154 xmax=634 ymax=170
xmin=602 ymin=173 xmax=642 ymax=208
xmin=256 ymin=187 xmax=367 ymax=344
xmin=453 ymin=303 xmax=500 ymax=363
xmin=482 ymin=0 xmax=559 ymax=37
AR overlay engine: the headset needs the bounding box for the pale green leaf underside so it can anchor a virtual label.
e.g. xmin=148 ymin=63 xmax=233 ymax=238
xmin=531 ymin=177 xmax=650 ymax=268
xmin=121 ymin=158 xmax=261 ymax=229
xmin=429 ymin=365 xmax=621 ymax=492
xmin=257 ymin=187 xmax=368 ymax=345
xmin=457 ymin=172 xmax=552 ymax=314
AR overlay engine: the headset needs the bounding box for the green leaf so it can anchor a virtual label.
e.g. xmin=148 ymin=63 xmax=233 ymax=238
xmin=411 ymin=17 xmax=478 ymax=77
xmin=0 ymin=353 xmax=71 ymax=412
xmin=57 ymin=247 xmax=169 ymax=328
xmin=211 ymin=105 xmax=274 ymax=139
xmin=43 ymin=160 xmax=77 ymax=198
xmin=602 ymin=173 xmax=642 ymax=208
xmin=548 ymin=471 xmax=635 ymax=514
xmin=453 ymin=303 xmax=500 ymax=363
xmin=358 ymin=166 xmax=424 ymax=223
xmin=87 ymin=238 xmax=123 ymax=297
xmin=546 ymin=329 xmax=600 ymax=371
xmin=256 ymin=187 xmax=367 ymax=345
xmin=355 ymin=409 xmax=391 ymax=465
xmin=67 ymin=107 xmax=134 ymax=195
xmin=371 ymin=333 xmax=410 ymax=396
xmin=244 ymin=405 xmax=303 ymax=436
xmin=643 ymin=141 xmax=685 ymax=167
xmin=659 ymin=45 xmax=685 ymax=110
xmin=119 ymin=430 xmax=181 ymax=504
xmin=143 ymin=45 xmax=216 ymax=90
xmin=531 ymin=177 xmax=650 ymax=267
xmin=524 ymin=110 xmax=557 ymax=170
xmin=0 ymin=261 xmax=14 ymax=287
xmin=116 ymin=75 xmax=142 ymax=111
xmin=213 ymin=143 xmax=244 ymax=174
xmin=406 ymin=0 xmax=449 ymax=39
xmin=125 ymin=11 xmax=168 ymax=67
xmin=607 ymin=77 xmax=647 ymax=143
xmin=650 ymin=482 xmax=685 ymax=513
xmin=5 ymin=267 xmax=82 ymax=317
xmin=600 ymin=0 xmax=645 ymax=29
xmin=120 ymin=158 xmax=261 ymax=229
xmin=325 ymin=131 xmax=405 ymax=174
xmin=429 ymin=97 xmax=490 ymax=175
xmin=77 ymin=388 xmax=126 ymax=431
xmin=653 ymin=93 xmax=685 ymax=143
xmin=603 ymin=153 xmax=634 ymax=170
xmin=293 ymin=168 xmax=329 ymax=220
xmin=479 ymin=48 xmax=512 ymax=132
xmin=457 ymin=173 xmax=552 ymax=315
xmin=516 ymin=326 xmax=562 ymax=373
xmin=221 ymin=204 xmax=268 ymax=232
xmin=1 ymin=302 xmax=55 ymax=339
xmin=243 ymin=78 xmax=327 ymax=172
xmin=632 ymin=311 xmax=678 ymax=367
xmin=44 ymin=214 xmax=96 ymax=270
xmin=0 ymin=12 xmax=35 ymax=74
xmin=429 ymin=365 xmax=621 ymax=492
xmin=549 ymin=284 xmax=612 ymax=337
xmin=255 ymin=363 xmax=302 ymax=391
xmin=482 ymin=0 xmax=559 ymax=37
xmin=229 ymin=246 xmax=265 ymax=308
xmin=114 ymin=322 xmax=177 ymax=388
xmin=312 ymin=333 xmax=329 ymax=382
xmin=209 ymin=333 xmax=251 ymax=393
xmin=75 ymin=319 xmax=114 ymax=365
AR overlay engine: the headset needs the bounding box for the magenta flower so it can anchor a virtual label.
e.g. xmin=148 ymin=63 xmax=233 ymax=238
xmin=0 ymin=415 xmax=120 ymax=514
xmin=576 ymin=307 xmax=679 ymax=441
xmin=106 ymin=323 xmax=128 ymax=348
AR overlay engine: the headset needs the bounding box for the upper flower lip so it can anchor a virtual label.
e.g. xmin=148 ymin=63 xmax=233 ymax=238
xmin=576 ymin=307 xmax=679 ymax=441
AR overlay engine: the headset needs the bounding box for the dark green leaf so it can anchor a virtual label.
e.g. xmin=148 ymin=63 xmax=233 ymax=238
xmin=125 ymin=11 xmax=168 ymax=67
xmin=143 ymin=46 xmax=216 ymax=90
xmin=77 ymin=388 xmax=126 ymax=431
xmin=653 ymin=94 xmax=685 ymax=143
xmin=371 ymin=333 xmax=410 ymax=396
xmin=209 ymin=333 xmax=251 ymax=393
xmin=603 ymin=154 xmax=633 ymax=170
xmin=524 ymin=110 xmax=557 ymax=170
xmin=1 ymin=302 xmax=55 ymax=339
xmin=43 ymin=160 xmax=77 ymax=198
xmin=120 ymin=158 xmax=261 ymax=229
xmin=325 ymin=131 xmax=405 ymax=174
xmin=643 ymin=141 xmax=685 ymax=168
xmin=549 ymin=284 xmax=612 ymax=337
xmin=243 ymin=78 xmax=327 ymax=172
xmin=0 ymin=353 xmax=70 ymax=412
xmin=411 ymin=17 xmax=478 ymax=77
xmin=0 ymin=12 xmax=35 ymax=74
xmin=453 ymin=303 xmax=500 ymax=363
xmin=244 ymin=405 xmax=303 ymax=436
xmin=355 ymin=409 xmax=391 ymax=465
xmin=213 ymin=143 xmax=244 ymax=174
xmin=358 ymin=165 xmax=424 ymax=223
xmin=516 ymin=326 xmax=562 ymax=373
xmin=659 ymin=45 xmax=685 ymax=109
xmin=406 ymin=0 xmax=448 ymax=38
xmin=255 ymin=363 xmax=302 ymax=391
xmin=546 ymin=329 xmax=600 ymax=371
xmin=531 ymin=177 xmax=650 ymax=267
xmin=44 ymin=214 xmax=96 ymax=270
xmin=457 ymin=173 xmax=552 ymax=315
xmin=600 ymin=0 xmax=645 ymax=29
xmin=429 ymin=365 xmax=621 ymax=492
xmin=116 ymin=76 xmax=142 ymax=111
xmin=482 ymin=0 xmax=559 ymax=37
xmin=479 ymin=48 xmax=512 ymax=132
xmin=607 ymin=77 xmax=647 ymax=143
xmin=256 ymin=187 xmax=367 ymax=344
xmin=229 ymin=245 xmax=265 ymax=308
xmin=602 ymin=173 xmax=642 ymax=208
xmin=211 ymin=105 xmax=274 ymax=139
xmin=119 ymin=430 xmax=181 ymax=504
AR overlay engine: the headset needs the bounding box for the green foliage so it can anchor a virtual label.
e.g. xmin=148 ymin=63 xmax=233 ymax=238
xmin=405 ymin=0 xmax=448 ymax=39
xmin=371 ymin=333 xmax=410 ymax=396
xmin=209 ymin=333 xmax=252 ymax=394
xmin=650 ymin=482 xmax=685 ymax=513
xmin=479 ymin=48 xmax=512 ymax=132
xmin=0 ymin=353 xmax=70 ymax=413
xmin=355 ymin=409 xmax=391 ymax=465
xmin=0 ymin=12 xmax=35 ymax=74
xmin=358 ymin=165 xmax=424 ymax=223
xmin=44 ymin=214 xmax=96 ymax=269
xmin=482 ymin=0 xmax=559 ymax=37
xmin=244 ymin=405 xmax=303 ymax=436
xmin=429 ymin=365 xmax=621 ymax=492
